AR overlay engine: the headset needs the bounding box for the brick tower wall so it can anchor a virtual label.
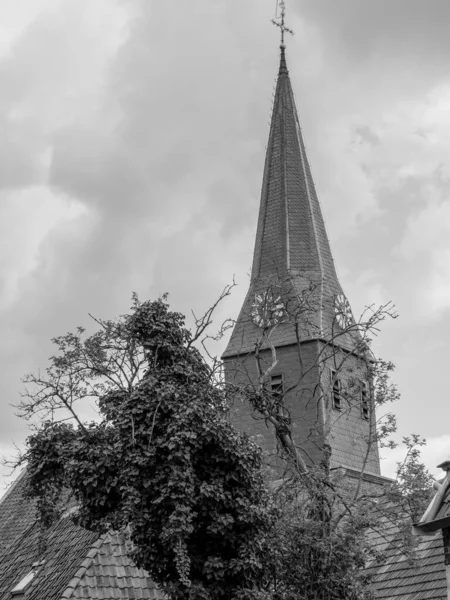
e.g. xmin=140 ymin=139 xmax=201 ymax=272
xmin=320 ymin=345 xmax=381 ymax=475
xmin=224 ymin=340 xmax=381 ymax=476
xmin=224 ymin=341 xmax=326 ymax=471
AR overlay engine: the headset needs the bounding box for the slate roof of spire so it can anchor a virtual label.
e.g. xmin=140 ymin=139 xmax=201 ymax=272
xmin=250 ymin=46 xmax=338 ymax=287
xmin=223 ymin=47 xmax=346 ymax=358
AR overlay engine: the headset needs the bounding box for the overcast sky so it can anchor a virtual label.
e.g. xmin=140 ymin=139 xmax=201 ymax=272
xmin=1 ymin=0 xmax=450 ymax=491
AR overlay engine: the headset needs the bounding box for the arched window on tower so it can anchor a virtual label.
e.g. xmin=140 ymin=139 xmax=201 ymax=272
xmin=270 ymin=374 xmax=289 ymax=423
xmin=361 ymin=381 xmax=369 ymax=420
xmin=270 ymin=374 xmax=284 ymax=402
xmin=331 ymin=370 xmax=341 ymax=410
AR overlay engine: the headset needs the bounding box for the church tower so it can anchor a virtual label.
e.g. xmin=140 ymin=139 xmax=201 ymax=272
xmin=223 ymin=37 xmax=381 ymax=476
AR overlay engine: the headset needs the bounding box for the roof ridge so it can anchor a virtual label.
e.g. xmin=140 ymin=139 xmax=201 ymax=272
xmin=59 ymin=534 xmax=105 ymax=600
xmin=0 ymin=468 xmax=27 ymax=508
xmin=1 ymin=517 xmax=38 ymax=557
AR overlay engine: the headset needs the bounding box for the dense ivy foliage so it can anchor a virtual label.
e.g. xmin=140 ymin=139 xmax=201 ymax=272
xmin=24 ymin=298 xmax=274 ymax=600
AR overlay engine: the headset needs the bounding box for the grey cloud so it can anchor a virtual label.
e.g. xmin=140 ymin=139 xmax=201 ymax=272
xmin=0 ymin=127 xmax=40 ymax=189
xmin=296 ymin=0 xmax=450 ymax=66
xmin=355 ymin=126 xmax=379 ymax=147
xmin=0 ymin=0 xmax=272 ymax=357
xmin=50 ymin=124 xmax=146 ymax=213
xmin=45 ymin=0 xmax=275 ymax=298
xmin=0 ymin=3 xmax=112 ymax=193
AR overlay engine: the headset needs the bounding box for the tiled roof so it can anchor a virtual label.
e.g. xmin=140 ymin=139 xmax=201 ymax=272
xmin=0 ymin=512 xmax=97 ymax=600
xmin=0 ymin=471 xmax=38 ymax=553
xmin=434 ymin=486 xmax=450 ymax=522
xmin=0 ymin=471 xmax=448 ymax=599
xmin=64 ymin=532 xmax=163 ymax=599
xmin=367 ymin=514 xmax=447 ymax=599
xmin=413 ymin=466 xmax=450 ymax=533
xmin=0 ymin=473 xmax=165 ymax=599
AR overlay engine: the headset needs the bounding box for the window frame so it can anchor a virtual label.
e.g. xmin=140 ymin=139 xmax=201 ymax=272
xmin=11 ymin=562 xmax=44 ymax=596
xmin=270 ymin=374 xmax=284 ymax=398
xmin=361 ymin=380 xmax=370 ymax=421
xmin=331 ymin=370 xmax=341 ymax=410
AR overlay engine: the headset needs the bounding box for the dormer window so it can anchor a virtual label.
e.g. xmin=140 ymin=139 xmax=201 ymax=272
xmin=331 ymin=371 xmax=341 ymax=410
xmin=11 ymin=562 xmax=44 ymax=596
xmin=11 ymin=571 xmax=35 ymax=595
xmin=361 ymin=381 xmax=369 ymax=420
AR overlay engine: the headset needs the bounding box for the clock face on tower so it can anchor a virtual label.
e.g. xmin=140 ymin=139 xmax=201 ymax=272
xmin=334 ymin=293 xmax=353 ymax=329
xmin=251 ymin=290 xmax=285 ymax=328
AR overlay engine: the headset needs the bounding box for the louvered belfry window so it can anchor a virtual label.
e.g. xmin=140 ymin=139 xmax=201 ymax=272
xmin=331 ymin=371 xmax=341 ymax=410
xmin=270 ymin=374 xmax=284 ymax=399
xmin=270 ymin=374 xmax=288 ymax=422
xmin=361 ymin=381 xmax=369 ymax=420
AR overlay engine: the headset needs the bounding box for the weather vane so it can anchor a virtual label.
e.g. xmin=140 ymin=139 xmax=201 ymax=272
xmin=271 ymin=0 xmax=294 ymax=47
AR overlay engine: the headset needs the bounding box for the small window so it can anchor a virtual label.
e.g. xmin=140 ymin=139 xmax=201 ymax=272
xmin=361 ymin=381 xmax=369 ymax=420
xmin=270 ymin=374 xmax=290 ymax=421
xmin=270 ymin=374 xmax=283 ymax=395
xmin=331 ymin=371 xmax=341 ymax=410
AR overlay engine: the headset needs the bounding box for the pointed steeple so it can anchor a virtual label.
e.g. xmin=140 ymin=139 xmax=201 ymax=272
xmin=251 ymin=46 xmax=338 ymax=285
xmin=223 ymin=47 xmax=345 ymax=357
xmin=223 ymin=38 xmax=381 ymax=477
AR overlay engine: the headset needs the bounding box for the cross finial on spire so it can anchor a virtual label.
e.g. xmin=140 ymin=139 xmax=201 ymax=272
xmin=271 ymin=0 xmax=294 ymax=49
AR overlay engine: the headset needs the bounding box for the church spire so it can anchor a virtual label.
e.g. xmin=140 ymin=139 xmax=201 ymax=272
xmin=251 ymin=42 xmax=339 ymax=285
xmin=223 ymin=15 xmax=381 ymax=476
xmin=222 ymin=12 xmax=381 ymax=476
xmin=224 ymin=34 xmax=345 ymax=357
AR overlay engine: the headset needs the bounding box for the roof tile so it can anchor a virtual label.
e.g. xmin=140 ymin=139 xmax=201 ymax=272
xmin=0 ymin=473 xmax=165 ymax=600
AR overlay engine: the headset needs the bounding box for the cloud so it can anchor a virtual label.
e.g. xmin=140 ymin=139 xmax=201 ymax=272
xmin=0 ymin=187 xmax=88 ymax=310
xmin=381 ymin=434 xmax=450 ymax=480
xmin=295 ymin=0 xmax=450 ymax=75
xmin=0 ymin=0 xmax=57 ymax=55
xmin=396 ymin=178 xmax=450 ymax=316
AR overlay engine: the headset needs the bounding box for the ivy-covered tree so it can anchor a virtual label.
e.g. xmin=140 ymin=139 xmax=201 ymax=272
xmin=20 ymin=294 xmax=274 ymax=600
